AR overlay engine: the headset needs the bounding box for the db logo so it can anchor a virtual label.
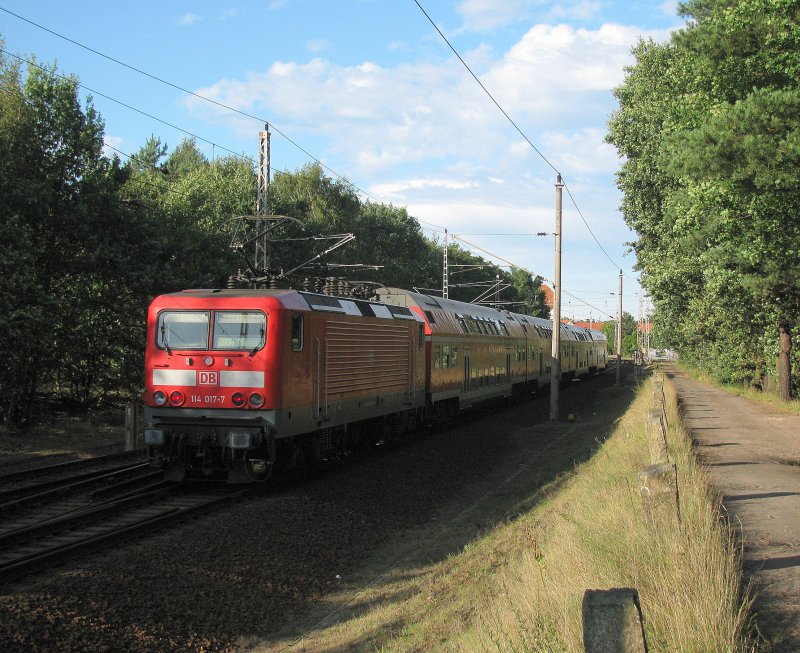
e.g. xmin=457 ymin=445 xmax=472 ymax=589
xmin=199 ymin=371 xmax=219 ymax=386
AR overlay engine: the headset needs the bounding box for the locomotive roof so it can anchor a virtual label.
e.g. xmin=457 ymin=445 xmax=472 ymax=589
xmin=152 ymin=288 xmax=423 ymax=322
xmin=160 ymin=289 xmax=299 ymax=299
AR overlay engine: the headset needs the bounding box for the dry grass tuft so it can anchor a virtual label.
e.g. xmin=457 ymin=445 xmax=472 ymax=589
xmin=471 ymin=375 xmax=757 ymax=653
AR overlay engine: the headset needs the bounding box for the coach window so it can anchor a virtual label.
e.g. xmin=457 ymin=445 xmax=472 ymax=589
xmin=418 ymin=324 xmax=424 ymax=350
xmin=291 ymin=314 xmax=304 ymax=351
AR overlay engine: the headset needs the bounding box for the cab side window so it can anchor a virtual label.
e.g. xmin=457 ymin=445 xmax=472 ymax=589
xmin=291 ymin=315 xmax=304 ymax=351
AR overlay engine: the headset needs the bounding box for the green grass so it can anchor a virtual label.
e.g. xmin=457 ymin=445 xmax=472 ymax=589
xmin=259 ymin=374 xmax=759 ymax=652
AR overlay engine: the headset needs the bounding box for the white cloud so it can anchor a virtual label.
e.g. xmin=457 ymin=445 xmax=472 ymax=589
xmin=457 ymin=0 xmax=541 ymax=32
xmin=306 ymin=39 xmax=330 ymax=53
xmin=102 ymin=135 xmax=124 ymax=159
xmin=541 ymin=127 xmax=620 ymax=174
xmin=219 ymin=8 xmax=239 ymax=20
xmin=659 ymin=1 xmax=679 ymax=17
xmin=484 ymin=22 xmax=669 ymax=118
xmin=371 ymin=178 xmax=479 ymax=198
xmin=410 ymin=199 xmax=550 ymax=238
xmin=176 ymin=13 xmax=204 ymax=26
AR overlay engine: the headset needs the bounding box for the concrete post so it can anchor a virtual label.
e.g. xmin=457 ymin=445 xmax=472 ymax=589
xmin=652 ymin=376 xmax=664 ymax=401
xmin=582 ymin=588 xmax=648 ymax=653
xmin=644 ymin=408 xmax=668 ymax=464
xmin=639 ymin=462 xmax=680 ymax=528
xmin=124 ymin=401 xmax=138 ymax=451
xmin=652 ymin=396 xmax=667 ymax=428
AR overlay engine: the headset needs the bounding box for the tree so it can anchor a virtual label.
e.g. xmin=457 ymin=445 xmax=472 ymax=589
xmin=165 ymin=137 xmax=208 ymax=177
xmin=606 ymin=0 xmax=800 ymax=398
xmin=0 ymin=50 xmax=238 ymax=423
xmin=0 ymin=53 xmax=97 ymax=419
xmin=131 ymin=135 xmax=168 ymax=173
xmin=510 ymin=269 xmax=549 ymax=317
xmin=600 ymin=312 xmax=636 ymax=355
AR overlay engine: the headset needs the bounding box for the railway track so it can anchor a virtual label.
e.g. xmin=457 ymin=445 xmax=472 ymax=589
xmin=0 ymin=461 xmax=159 ymax=515
xmin=0 ymin=481 xmax=250 ymax=584
xmin=0 ymin=450 xmax=146 ymax=492
xmin=0 ymin=453 xmax=252 ymax=584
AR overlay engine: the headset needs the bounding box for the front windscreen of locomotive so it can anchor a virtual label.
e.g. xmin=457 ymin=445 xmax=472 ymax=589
xmin=156 ymin=310 xmax=266 ymax=352
xmin=212 ymin=311 xmax=266 ymax=351
xmin=157 ymin=311 xmax=210 ymax=350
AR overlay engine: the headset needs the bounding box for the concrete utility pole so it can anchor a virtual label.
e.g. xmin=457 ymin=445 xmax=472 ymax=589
xmin=616 ymin=269 xmax=623 ymax=386
xmin=550 ymin=174 xmax=564 ymax=422
xmin=443 ymin=228 xmax=449 ymax=299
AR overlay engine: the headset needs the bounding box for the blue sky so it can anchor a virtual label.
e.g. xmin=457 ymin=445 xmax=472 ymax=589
xmin=0 ymin=1 xmax=684 ymax=319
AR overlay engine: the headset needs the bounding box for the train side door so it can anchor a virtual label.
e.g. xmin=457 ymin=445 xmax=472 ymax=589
xmin=463 ymin=349 xmax=471 ymax=391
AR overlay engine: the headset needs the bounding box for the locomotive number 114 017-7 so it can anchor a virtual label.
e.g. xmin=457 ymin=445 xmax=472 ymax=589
xmin=191 ymin=395 xmax=226 ymax=404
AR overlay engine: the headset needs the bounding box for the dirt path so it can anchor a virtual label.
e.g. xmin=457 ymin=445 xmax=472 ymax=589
xmin=666 ymin=365 xmax=800 ymax=652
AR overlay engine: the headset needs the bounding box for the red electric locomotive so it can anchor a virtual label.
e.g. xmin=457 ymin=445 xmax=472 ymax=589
xmin=143 ymin=286 xmax=607 ymax=482
xmin=143 ymin=288 xmax=425 ymax=482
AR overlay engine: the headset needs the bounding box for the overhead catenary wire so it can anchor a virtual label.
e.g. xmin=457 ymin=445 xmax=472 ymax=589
xmin=411 ymin=0 xmax=559 ymax=177
xmin=0 ymin=48 xmax=258 ymax=165
xmin=3 ymin=4 xmax=627 ymax=304
xmin=3 ymin=1 xmax=629 ymax=285
xmin=0 ymin=6 xmax=449 ymax=233
xmin=451 ymin=234 xmax=615 ymax=320
xmin=411 ymin=0 xmax=637 ymax=283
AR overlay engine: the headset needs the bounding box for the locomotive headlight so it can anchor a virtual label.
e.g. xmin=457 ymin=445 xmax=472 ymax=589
xmin=231 ymin=392 xmax=246 ymax=407
xmin=144 ymin=429 xmax=165 ymax=446
xmin=249 ymin=392 xmax=264 ymax=407
xmin=153 ymin=391 xmax=167 ymax=406
xmin=169 ymin=390 xmax=185 ymax=406
xmin=228 ymin=431 xmax=252 ymax=449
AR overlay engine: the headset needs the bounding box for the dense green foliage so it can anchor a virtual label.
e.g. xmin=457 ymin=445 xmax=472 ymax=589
xmin=601 ymin=312 xmax=638 ymax=356
xmin=607 ymin=0 xmax=800 ymax=396
xmin=0 ymin=50 xmax=547 ymax=425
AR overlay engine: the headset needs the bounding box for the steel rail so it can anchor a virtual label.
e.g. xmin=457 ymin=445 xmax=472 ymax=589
xmin=0 ymin=487 xmax=251 ymax=584
xmin=0 ymin=463 xmax=152 ymax=513
xmin=0 ymin=482 xmax=177 ymax=550
xmin=0 ymin=450 xmax=144 ymax=484
xmin=89 ymin=471 xmax=165 ymax=501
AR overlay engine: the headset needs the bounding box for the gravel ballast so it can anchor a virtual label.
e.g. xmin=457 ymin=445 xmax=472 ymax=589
xmin=0 ymin=372 xmax=628 ymax=652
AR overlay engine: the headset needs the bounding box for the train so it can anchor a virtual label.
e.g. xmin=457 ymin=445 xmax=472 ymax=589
xmin=142 ymin=286 xmax=608 ymax=482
